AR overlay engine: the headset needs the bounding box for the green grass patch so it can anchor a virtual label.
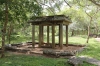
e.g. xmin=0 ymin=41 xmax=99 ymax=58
xmin=0 ymin=55 xmax=70 ymax=66
xmin=68 ymin=36 xmax=87 ymax=45
xmin=0 ymin=54 xmax=96 ymax=66
xmin=68 ymin=36 xmax=100 ymax=60
xmin=0 ymin=35 xmax=100 ymax=66
xmin=83 ymin=62 xmax=97 ymax=66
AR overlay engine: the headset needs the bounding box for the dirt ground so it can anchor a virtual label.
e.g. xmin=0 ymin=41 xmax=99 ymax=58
xmin=95 ymin=38 xmax=100 ymax=42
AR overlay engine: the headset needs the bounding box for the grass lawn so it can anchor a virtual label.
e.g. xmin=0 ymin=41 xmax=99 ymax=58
xmin=0 ymin=36 xmax=99 ymax=66
xmin=0 ymin=54 xmax=96 ymax=66
xmin=68 ymin=36 xmax=100 ymax=60
xmin=0 ymin=55 xmax=68 ymax=66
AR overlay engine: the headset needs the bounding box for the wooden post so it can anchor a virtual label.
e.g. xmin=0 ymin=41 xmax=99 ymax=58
xmin=39 ymin=25 xmax=42 ymax=47
xmin=59 ymin=24 xmax=63 ymax=49
xmin=47 ymin=26 xmax=49 ymax=45
xmin=52 ymin=25 xmax=55 ymax=48
xmin=66 ymin=25 xmax=68 ymax=47
xmin=32 ymin=25 xmax=35 ymax=47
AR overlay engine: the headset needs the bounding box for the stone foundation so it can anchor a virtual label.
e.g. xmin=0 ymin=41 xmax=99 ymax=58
xmin=4 ymin=42 xmax=85 ymax=57
xmin=43 ymin=49 xmax=79 ymax=57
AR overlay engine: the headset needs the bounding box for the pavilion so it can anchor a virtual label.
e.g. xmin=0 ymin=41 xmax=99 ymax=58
xmin=28 ymin=15 xmax=72 ymax=49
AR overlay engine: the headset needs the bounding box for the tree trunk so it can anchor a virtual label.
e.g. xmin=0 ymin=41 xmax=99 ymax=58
xmin=85 ymin=7 xmax=99 ymax=43
xmin=86 ymin=17 xmax=92 ymax=43
xmin=86 ymin=26 xmax=90 ymax=43
xmin=95 ymin=24 xmax=99 ymax=37
xmin=71 ymin=30 xmax=74 ymax=36
xmin=1 ymin=1 xmax=8 ymax=58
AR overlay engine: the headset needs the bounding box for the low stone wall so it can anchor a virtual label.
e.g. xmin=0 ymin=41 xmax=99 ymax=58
xmin=43 ymin=49 xmax=83 ymax=57
xmin=4 ymin=43 xmax=85 ymax=57
xmin=68 ymin=56 xmax=83 ymax=66
xmin=5 ymin=44 xmax=30 ymax=53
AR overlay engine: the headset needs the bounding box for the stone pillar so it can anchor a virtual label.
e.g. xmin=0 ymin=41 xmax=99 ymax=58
xmin=32 ymin=25 xmax=35 ymax=47
xmin=52 ymin=25 xmax=55 ymax=48
xmin=41 ymin=25 xmax=44 ymax=44
xmin=66 ymin=25 xmax=68 ymax=47
xmin=47 ymin=26 xmax=49 ymax=45
xmin=39 ymin=25 xmax=42 ymax=47
xmin=59 ymin=24 xmax=63 ymax=49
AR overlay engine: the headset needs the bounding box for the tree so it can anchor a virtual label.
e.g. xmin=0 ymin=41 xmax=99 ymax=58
xmin=6 ymin=0 xmax=42 ymax=44
xmin=64 ymin=0 xmax=100 ymax=43
xmin=0 ymin=0 xmax=9 ymax=58
xmin=0 ymin=0 xmax=42 ymax=58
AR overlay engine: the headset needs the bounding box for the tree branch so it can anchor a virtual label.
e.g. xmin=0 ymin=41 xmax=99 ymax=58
xmin=35 ymin=0 xmax=56 ymax=15
xmin=89 ymin=0 xmax=100 ymax=7
xmin=85 ymin=7 xmax=99 ymax=19
xmin=64 ymin=0 xmax=72 ymax=8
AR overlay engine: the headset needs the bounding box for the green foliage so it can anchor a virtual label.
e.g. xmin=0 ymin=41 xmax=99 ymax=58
xmin=58 ymin=7 xmax=89 ymax=31
xmin=0 ymin=0 xmax=42 ymax=27
xmin=0 ymin=0 xmax=43 ymax=45
xmin=0 ymin=0 xmax=6 ymax=4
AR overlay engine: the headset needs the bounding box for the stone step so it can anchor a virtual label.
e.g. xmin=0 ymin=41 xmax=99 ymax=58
xmin=68 ymin=56 xmax=100 ymax=66
xmin=80 ymin=56 xmax=100 ymax=66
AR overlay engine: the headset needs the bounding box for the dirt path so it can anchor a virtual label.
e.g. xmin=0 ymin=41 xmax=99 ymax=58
xmin=95 ymin=38 xmax=100 ymax=42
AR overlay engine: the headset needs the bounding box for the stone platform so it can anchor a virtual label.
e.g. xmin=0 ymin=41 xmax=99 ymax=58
xmin=4 ymin=42 xmax=85 ymax=57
